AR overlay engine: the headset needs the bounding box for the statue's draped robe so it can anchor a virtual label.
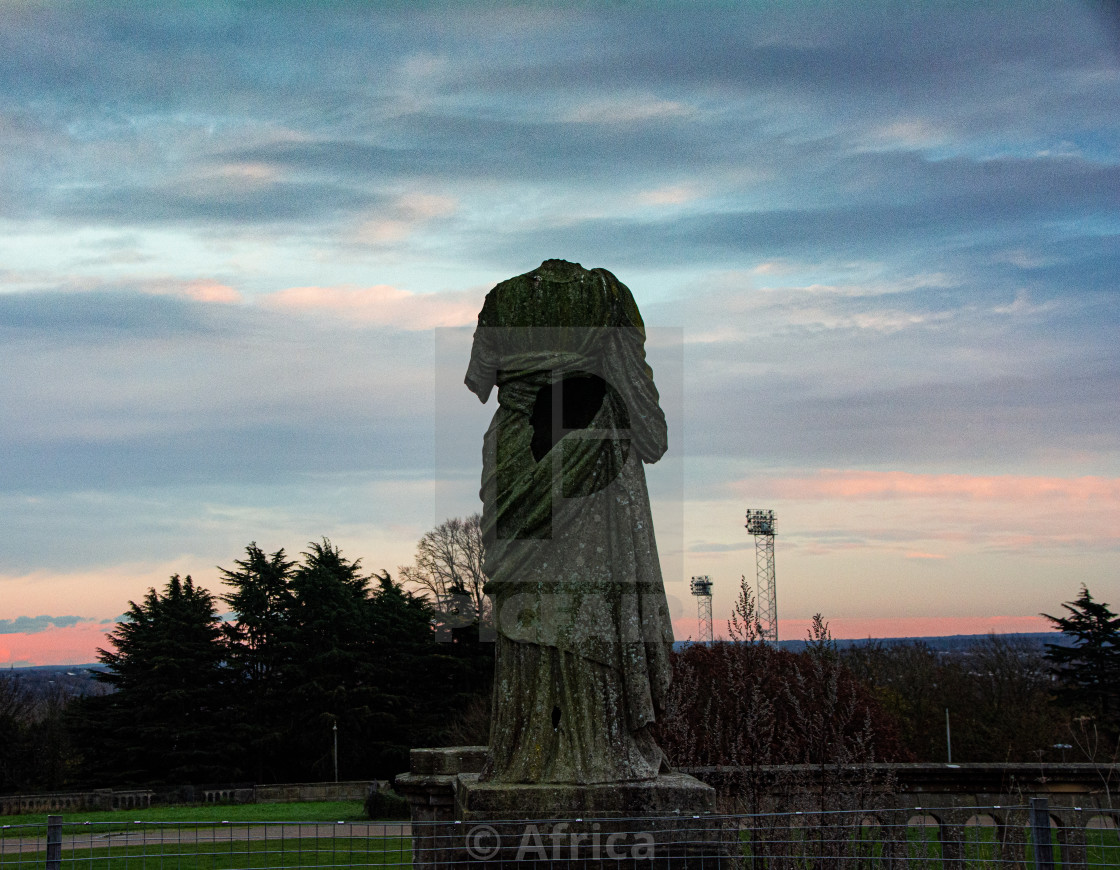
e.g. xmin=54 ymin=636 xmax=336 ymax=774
xmin=465 ymin=259 xmax=675 ymax=784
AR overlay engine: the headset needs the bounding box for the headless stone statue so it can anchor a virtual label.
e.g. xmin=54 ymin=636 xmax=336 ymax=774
xmin=465 ymin=259 xmax=676 ymax=784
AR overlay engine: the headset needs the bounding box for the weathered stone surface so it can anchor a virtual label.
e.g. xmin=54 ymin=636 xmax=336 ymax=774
xmin=409 ymin=746 xmax=489 ymax=776
xmin=686 ymin=761 xmax=1120 ymax=805
xmin=456 ymin=771 xmax=716 ymax=819
xmin=395 ymin=748 xmax=489 ymax=825
xmin=465 ymin=258 xmax=676 ymax=785
xmin=394 ymin=772 xmax=458 ymax=821
xmin=403 ymin=771 xmax=726 ymax=868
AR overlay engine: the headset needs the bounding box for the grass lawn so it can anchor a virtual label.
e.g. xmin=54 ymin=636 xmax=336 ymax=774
xmin=904 ymin=822 xmax=1120 ymax=870
xmin=1 ymin=803 xmax=413 ymax=870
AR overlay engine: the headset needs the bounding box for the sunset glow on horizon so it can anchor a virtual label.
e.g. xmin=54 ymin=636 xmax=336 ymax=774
xmin=2 ymin=614 xmax=1063 ymax=669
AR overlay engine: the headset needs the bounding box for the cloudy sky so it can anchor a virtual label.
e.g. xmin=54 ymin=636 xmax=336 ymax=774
xmin=2 ymin=1 xmax=1118 ymax=665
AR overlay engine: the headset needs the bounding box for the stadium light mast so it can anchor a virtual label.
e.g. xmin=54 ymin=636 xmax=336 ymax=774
xmin=745 ymin=509 xmax=778 ymax=643
xmin=689 ymin=576 xmax=714 ymax=644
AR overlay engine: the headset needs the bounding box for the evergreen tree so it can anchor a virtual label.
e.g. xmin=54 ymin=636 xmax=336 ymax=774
xmin=221 ymin=543 xmax=295 ymax=678
xmin=366 ymin=569 xmax=494 ymax=774
xmin=64 ymin=536 xmax=495 ymax=789
xmin=76 ymin=575 xmax=230 ymax=785
xmin=214 ymin=538 xmax=490 ymax=782
xmin=1043 ymin=585 xmax=1120 ymax=736
xmin=280 ymin=544 xmax=481 ymax=780
xmin=219 ymin=543 xmax=296 ymax=782
xmin=365 ymin=571 xmax=441 ymax=774
xmin=277 ymin=539 xmax=378 ymax=781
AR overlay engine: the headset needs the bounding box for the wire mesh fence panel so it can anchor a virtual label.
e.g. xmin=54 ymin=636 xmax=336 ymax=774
xmin=0 ymin=824 xmax=44 ymax=870
xmin=0 ymin=820 xmax=413 ymax=869
xmin=1086 ymin=816 xmax=1120 ymax=870
xmin=0 ymin=806 xmax=1117 ymax=869
xmin=741 ymin=811 xmax=883 ymax=870
xmin=412 ymin=813 xmax=737 ymax=868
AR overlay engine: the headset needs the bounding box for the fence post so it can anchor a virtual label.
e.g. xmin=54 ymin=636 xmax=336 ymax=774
xmin=1056 ymin=807 xmax=1087 ymax=870
xmin=1030 ymin=797 xmax=1055 ymax=870
xmin=938 ymin=809 xmax=965 ymax=870
xmin=46 ymin=814 xmax=62 ymax=870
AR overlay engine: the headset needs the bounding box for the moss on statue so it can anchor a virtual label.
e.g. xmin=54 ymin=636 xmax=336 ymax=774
xmin=465 ymin=259 xmax=675 ymax=785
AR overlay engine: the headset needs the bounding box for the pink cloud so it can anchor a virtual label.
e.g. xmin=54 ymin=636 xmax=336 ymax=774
xmin=179 ymin=279 xmax=241 ymax=303
xmin=352 ymin=193 xmax=458 ymax=245
xmin=138 ymin=277 xmax=242 ymax=304
xmin=738 ymin=470 xmax=1120 ymax=502
xmin=264 ymin=284 xmax=480 ymax=329
xmin=729 ymin=470 xmax=1120 ymax=553
xmin=0 ymin=622 xmax=115 ymax=667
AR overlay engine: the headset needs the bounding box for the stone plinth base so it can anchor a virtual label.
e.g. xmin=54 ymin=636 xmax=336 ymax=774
xmin=457 ymin=770 xmax=715 ymax=818
xmin=397 ymin=748 xmax=731 ymax=868
xmin=395 ymin=747 xmax=488 ymax=825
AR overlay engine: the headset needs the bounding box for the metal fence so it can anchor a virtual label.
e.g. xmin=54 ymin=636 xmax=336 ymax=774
xmin=0 ymin=799 xmax=1116 ymax=869
xmin=1 ymin=819 xmax=411 ymax=868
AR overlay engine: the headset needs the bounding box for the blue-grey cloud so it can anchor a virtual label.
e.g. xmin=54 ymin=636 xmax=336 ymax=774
xmin=687 ymin=541 xmax=753 ymax=554
xmin=223 ymin=119 xmax=714 ymax=185
xmin=0 ymin=289 xmax=223 ymax=337
xmin=473 ymin=154 xmax=1120 ymax=267
xmin=0 ymin=615 xmax=90 ymax=634
xmin=3 ymin=3 xmax=1115 ymax=241
xmin=0 ymin=289 xmax=437 ymax=495
xmin=677 ymin=338 xmax=1120 ymax=466
xmin=0 ymin=418 xmax=431 ymax=492
xmin=13 ymin=181 xmax=383 ymax=227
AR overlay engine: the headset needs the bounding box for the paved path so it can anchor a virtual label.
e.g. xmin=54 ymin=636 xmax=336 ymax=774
xmin=0 ymin=822 xmax=412 ymax=855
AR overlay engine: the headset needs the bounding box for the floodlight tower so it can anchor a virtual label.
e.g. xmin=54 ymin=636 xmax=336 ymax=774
xmin=689 ymin=576 xmax=714 ymax=644
xmin=745 ymin=509 xmax=778 ymax=643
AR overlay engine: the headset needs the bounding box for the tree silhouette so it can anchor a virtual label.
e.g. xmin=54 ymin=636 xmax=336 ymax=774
xmin=77 ymin=575 xmax=230 ymax=785
xmin=219 ymin=543 xmax=296 ymax=782
xmin=1043 ymin=585 xmax=1120 ymax=738
xmin=399 ymin=514 xmax=487 ymax=625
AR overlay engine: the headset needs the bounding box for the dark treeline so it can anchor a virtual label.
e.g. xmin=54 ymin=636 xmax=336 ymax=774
xmin=1 ymin=536 xmax=493 ymax=793
xmin=843 ymin=633 xmax=1065 ymax=763
xmin=656 ymin=581 xmax=1120 ymax=772
xmin=0 ymin=530 xmax=1116 ymax=796
xmin=0 ymin=667 xmax=93 ymax=793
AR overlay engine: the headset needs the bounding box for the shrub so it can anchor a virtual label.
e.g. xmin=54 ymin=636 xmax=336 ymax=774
xmin=364 ymin=787 xmax=410 ymax=820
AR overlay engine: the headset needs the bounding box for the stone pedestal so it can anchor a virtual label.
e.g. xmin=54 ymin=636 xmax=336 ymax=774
xmin=396 ymin=747 xmax=732 ymax=868
xmin=395 ymin=746 xmax=489 ymax=823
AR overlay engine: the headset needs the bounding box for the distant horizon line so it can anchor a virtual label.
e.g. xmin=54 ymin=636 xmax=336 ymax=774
xmin=4 ymin=629 xmax=1067 ymax=670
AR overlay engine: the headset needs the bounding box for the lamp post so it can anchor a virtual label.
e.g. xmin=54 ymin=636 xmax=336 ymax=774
xmin=332 ymin=721 xmax=339 ymax=784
